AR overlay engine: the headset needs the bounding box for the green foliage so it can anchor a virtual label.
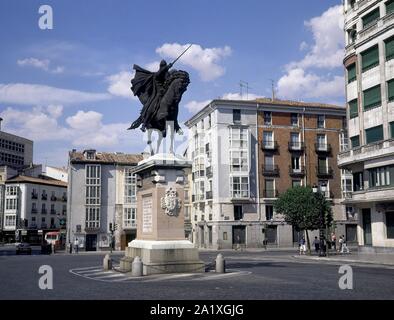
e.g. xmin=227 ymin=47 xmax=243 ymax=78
xmin=273 ymin=186 xmax=333 ymax=232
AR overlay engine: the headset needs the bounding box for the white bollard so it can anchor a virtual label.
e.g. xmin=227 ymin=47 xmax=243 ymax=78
xmin=215 ymin=253 xmax=225 ymax=273
xmin=132 ymin=256 xmax=143 ymax=277
xmin=103 ymin=254 xmax=112 ymax=271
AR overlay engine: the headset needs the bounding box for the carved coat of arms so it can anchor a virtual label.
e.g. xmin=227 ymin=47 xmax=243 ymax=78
xmin=161 ymin=187 xmax=181 ymax=216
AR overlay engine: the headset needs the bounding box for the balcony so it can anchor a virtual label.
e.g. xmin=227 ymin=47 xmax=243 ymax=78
xmin=338 ymin=139 xmax=394 ymax=167
xmin=262 ymin=164 xmax=279 ymax=176
xmin=263 ymin=189 xmax=279 ymax=198
xmin=288 ymin=141 xmax=305 ymax=152
xmin=31 ymin=208 xmax=38 ymax=214
xmin=41 ymin=209 xmax=47 ymax=214
xmin=31 ymin=192 xmax=38 ymax=200
xmin=192 ymin=194 xmax=205 ymax=202
xmin=62 ymin=195 xmax=67 ymax=202
xmin=289 ymin=166 xmax=306 ymax=177
xmin=206 ymin=166 xmax=213 ymax=178
xmin=41 ymin=223 xmax=47 ymax=229
xmin=316 ymin=166 xmax=334 ymax=178
xmin=206 ymin=191 xmax=213 ymax=200
xmin=51 ymin=195 xmax=57 ymax=201
xmin=358 ymin=12 xmax=394 ymax=43
xmin=50 ymin=210 xmax=56 ymax=215
xmin=315 ymin=143 xmax=332 ymax=154
xmin=41 ymin=194 xmax=48 ymax=201
xmin=261 ymin=141 xmax=279 ymax=151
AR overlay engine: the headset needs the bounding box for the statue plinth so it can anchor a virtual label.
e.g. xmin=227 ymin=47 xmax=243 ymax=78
xmin=120 ymin=154 xmax=204 ymax=275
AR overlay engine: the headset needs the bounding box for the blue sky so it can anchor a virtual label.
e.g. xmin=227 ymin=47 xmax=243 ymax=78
xmin=0 ymin=0 xmax=344 ymax=167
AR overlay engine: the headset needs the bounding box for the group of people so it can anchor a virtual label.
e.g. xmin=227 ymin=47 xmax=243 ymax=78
xmin=68 ymin=238 xmax=79 ymax=254
xmin=299 ymin=232 xmax=350 ymax=255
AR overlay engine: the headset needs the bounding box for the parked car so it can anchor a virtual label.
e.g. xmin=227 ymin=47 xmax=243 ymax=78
xmin=16 ymin=243 xmax=32 ymax=255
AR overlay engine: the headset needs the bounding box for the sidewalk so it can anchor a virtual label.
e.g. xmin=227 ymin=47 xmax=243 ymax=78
xmin=293 ymin=252 xmax=394 ymax=266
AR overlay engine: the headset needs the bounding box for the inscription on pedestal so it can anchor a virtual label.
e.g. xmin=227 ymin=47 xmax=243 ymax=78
xmin=142 ymin=195 xmax=153 ymax=233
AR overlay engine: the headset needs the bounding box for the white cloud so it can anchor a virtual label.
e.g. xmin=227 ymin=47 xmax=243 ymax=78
xmin=184 ymin=92 xmax=261 ymax=114
xmin=0 ymin=106 xmax=144 ymax=149
xmin=17 ymin=57 xmax=65 ymax=74
xmin=106 ymin=71 xmax=136 ymax=99
xmin=277 ymin=5 xmax=345 ymax=102
xmin=145 ymin=61 xmax=160 ymax=72
xmin=277 ymin=68 xmax=344 ymax=100
xmin=0 ymin=83 xmax=110 ymax=105
xmin=156 ymin=43 xmax=232 ymax=81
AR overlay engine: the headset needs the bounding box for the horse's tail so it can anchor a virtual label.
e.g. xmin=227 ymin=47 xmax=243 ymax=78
xmin=128 ymin=116 xmax=143 ymax=130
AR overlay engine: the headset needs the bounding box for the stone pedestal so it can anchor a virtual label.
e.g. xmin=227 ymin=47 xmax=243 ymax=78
xmin=120 ymin=154 xmax=204 ymax=275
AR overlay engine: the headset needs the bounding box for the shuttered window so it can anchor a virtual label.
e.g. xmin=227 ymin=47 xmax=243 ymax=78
xmin=347 ymin=64 xmax=356 ymax=83
xmin=363 ymin=85 xmax=381 ymax=110
xmin=390 ymin=121 xmax=394 ymax=138
xmin=361 ymin=45 xmax=379 ymax=72
xmin=386 ymin=36 xmax=394 ymax=61
xmin=388 ymin=79 xmax=394 ymax=102
xmin=349 ymin=99 xmax=358 ymax=118
xmin=365 ymin=125 xmax=384 ymax=144
xmin=387 ymin=0 xmax=394 ymax=15
xmin=351 ymin=136 xmax=360 ymax=148
xmin=362 ymin=8 xmax=380 ymax=28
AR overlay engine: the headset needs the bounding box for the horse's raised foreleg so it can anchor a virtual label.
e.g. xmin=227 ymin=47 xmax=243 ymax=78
xmin=147 ymin=129 xmax=154 ymax=155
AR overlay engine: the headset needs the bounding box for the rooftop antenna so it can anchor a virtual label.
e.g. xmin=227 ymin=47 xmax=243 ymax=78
xmin=269 ymin=79 xmax=276 ymax=101
xmin=239 ymin=80 xmax=252 ymax=100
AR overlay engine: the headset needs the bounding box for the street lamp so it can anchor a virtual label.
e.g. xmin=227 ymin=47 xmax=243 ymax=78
xmin=313 ymin=183 xmax=327 ymax=257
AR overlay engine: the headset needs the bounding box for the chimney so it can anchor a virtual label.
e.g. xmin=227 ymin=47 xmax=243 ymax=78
xmin=0 ymin=117 xmax=3 ymax=131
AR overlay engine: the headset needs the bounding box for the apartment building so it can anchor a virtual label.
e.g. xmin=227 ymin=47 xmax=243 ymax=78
xmin=339 ymin=0 xmax=394 ymax=252
xmin=185 ymin=99 xmax=349 ymax=249
xmin=67 ymin=150 xmax=142 ymax=251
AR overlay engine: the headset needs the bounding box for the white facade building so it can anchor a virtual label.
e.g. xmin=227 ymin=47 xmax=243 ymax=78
xmin=339 ymin=0 xmax=394 ymax=252
xmin=67 ymin=150 xmax=142 ymax=251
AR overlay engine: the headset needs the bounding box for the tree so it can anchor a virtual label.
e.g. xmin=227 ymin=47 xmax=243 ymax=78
xmin=273 ymin=186 xmax=333 ymax=254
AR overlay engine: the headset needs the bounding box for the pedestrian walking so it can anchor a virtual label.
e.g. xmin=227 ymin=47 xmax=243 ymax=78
xmin=340 ymin=235 xmax=350 ymax=254
xmin=68 ymin=241 xmax=72 ymax=254
xmin=74 ymin=238 xmax=79 ymax=254
xmin=299 ymin=237 xmax=306 ymax=255
xmin=313 ymin=236 xmax=320 ymax=254
xmin=331 ymin=232 xmax=337 ymax=252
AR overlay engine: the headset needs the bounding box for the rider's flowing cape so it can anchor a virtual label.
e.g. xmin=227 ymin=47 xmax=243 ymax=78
xmin=129 ymin=64 xmax=162 ymax=133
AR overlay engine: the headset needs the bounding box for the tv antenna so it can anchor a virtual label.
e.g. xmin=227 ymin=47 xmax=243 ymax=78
xmin=239 ymin=80 xmax=252 ymax=100
xmin=269 ymin=79 xmax=276 ymax=101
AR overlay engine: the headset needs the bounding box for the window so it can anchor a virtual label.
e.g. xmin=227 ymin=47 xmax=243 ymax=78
xmin=292 ymin=180 xmax=302 ymax=187
xmin=263 ymin=131 xmax=273 ymax=147
xmin=265 ymin=179 xmax=275 ymax=198
xmin=385 ymin=36 xmax=394 ymax=62
xmin=124 ymin=207 xmax=136 ymax=228
xmin=230 ymin=127 xmax=248 ymax=148
xmin=5 ymin=215 xmax=16 ymax=227
xmin=362 ymin=45 xmax=379 ymax=72
xmin=50 ymin=204 xmax=55 ymax=213
xmin=230 ymin=150 xmax=249 ymax=172
xmin=230 ymin=176 xmax=249 ymax=198
xmin=124 ymin=169 xmax=136 ymax=204
xmin=351 ymin=135 xmax=360 ymax=148
xmin=234 ymin=205 xmax=243 ymax=220
xmin=265 ymin=205 xmax=274 ymax=220
xmin=347 ymin=64 xmax=356 ymax=83
xmin=290 ymin=132 xmax=301 ymax=149
xmin=353 ymin=172 xmax=364 ymax=191
xmin=6 ymin=186 xmax=18 ymax=196
xmin=291 ymin=156 xmax=301 ymax=171
xmin=223 ymin=232 xmax=228 ymax=241
xmin=233 ymin=109 xmax=241 ymax=123
xmin=41 ymin=203 xmax=46 ymax=214
xmin=32 ymin=203 xmax=37 ymax=212
xmin=318 ymin=157 xmax=328 ymax=173
xmin=264 ymin=155 xmax=274 ymax=171
xmin=386 ymin=212 xmax=394 ymax=239
xmin=291 ymin=113 xmax=299 ymax=126
xmin=86 ymin=165 xmax=101 ymax=205
xmin=362 ymin=8 xmax=380 ymax=29
xmin=388 ymin=79 xmax=394 ymax=102
xmin=348 ymin=28 xmax=357 ymax=44
xmin=363 ymin=85 xmax=381 ymax=110
xmin=386 ymin=0 xmax=394 ymax=15
xmin=85 ymin=207 xmax=100 ymax=229
xmin=369 ymin=166 xmax=392 ymax=188
xmin=264 ymin=112 xmax=272 ymax=125
xmin=365 ymin=125 xmax=384 ymax=144
xmin=317 ymin=134 xmax=327 ymax=149
xmin=349 ymin=0 xmax=356 ymax=9
xmin=317 ymin=115 xmax=325 ymax=128
xmin=208 ymin=113 xmax=212 ymax=128
xmin=5 ymin=199 xmax=17 ymax=210
xmin=390 ymin=122 xmax=394 ymax=138
xmin=349 ymin=99 xmax=358 ymax=118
